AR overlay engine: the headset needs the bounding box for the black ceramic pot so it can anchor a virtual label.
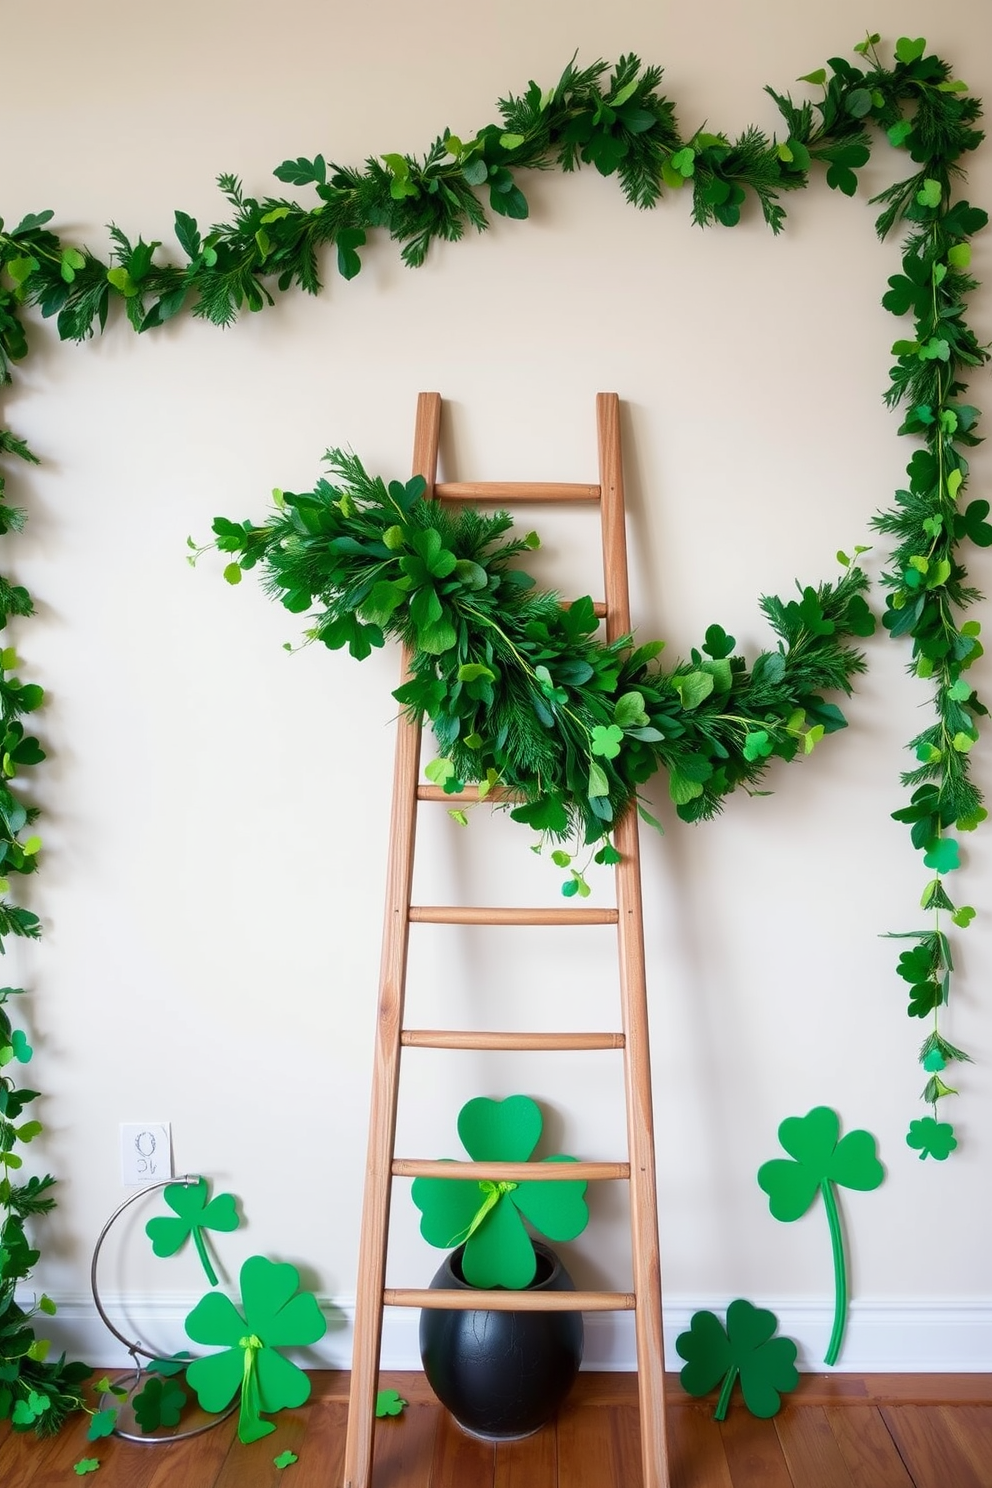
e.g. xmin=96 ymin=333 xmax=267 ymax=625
xmin=419 ymin=1240 xmax=584 ymax=1440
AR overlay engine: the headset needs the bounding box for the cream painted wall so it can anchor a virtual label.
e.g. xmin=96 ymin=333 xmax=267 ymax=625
xmin=5 ymin=0 xmax=992 ymax=1364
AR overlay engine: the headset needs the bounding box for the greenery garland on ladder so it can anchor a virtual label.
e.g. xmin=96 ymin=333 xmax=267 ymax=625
xmin=0 ymin=30 xmax=987 ymax=1432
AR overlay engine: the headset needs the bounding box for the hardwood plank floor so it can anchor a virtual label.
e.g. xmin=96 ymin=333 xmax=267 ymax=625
xmin=1 ymin=1372 xmax=990 ymax=1487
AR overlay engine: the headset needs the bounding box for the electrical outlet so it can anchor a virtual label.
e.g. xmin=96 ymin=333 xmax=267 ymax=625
xmin=120 ymin=1122 xmax=173 ymax=1186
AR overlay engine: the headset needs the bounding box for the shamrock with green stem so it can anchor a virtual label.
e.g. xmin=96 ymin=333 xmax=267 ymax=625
xmin=676 ymin=1299 xmax=799 ymax=1419
xmin=412 ymin=1095 xmax=589 ymax=1289
xmin=757 ymin=1108 xmax=883 ymax=1367
xmin=145 ymin=1177 xmax=240 ymax=1287
xmin=184 ymin=1255 xmax=326 ymax=1443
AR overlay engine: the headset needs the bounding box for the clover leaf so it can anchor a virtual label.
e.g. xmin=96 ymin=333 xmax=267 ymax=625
xmin=411 ymin=1095 xmax=589 ymax=1289
xmin=85 ymin=1408 xmax=118 ymax=1441
xmin=145 ymin=1177 xmax=240 ymax=1287
xmin=274 ymin=1449 xmax=299 ymax=1469
xmin=590 ymin=724 xmax=623 ymax=759
xmin=73 ymin=1459 xmax=101 ymax=1476
xmin=906 ymin=1116 xmax=957 ymax=1161
xmin=676 ymin=1299 xmax=799 ymax=1419
xmin=375 ymin=1388 xmax=407 ymax=1417
xmin=184 ymin=1255 xmax=326 ymax=1443
xmin=757 ymin=1107 xmax=883 ymax=1366
xmin=132 ymin=1375 xmax=187 ymax=1433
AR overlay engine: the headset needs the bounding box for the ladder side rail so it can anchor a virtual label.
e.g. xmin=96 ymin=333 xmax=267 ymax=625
xmin=342 ymin=393 xmax=441 ymax=1488
xmin=597 ymin=392 xmax=671 ymax=1488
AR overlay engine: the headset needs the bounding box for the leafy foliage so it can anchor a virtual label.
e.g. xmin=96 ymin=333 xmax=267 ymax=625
xmin=210 ymin=451 xmax=872 ymax=862
xmin=676 ymin=1299 xmax=799 ymax=1419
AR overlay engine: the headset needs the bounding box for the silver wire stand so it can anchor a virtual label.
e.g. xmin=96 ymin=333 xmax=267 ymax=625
xmin=90 ymin=1174 xmax=236 ymax=1443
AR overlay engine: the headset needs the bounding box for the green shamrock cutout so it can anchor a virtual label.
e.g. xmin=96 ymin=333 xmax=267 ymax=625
xmin=73 ymin=1459 xmax=101 ymax=1476
xmin=906 ymin=1116 xmax=957 ymax=1161
xmin=86 ymin=1408 xmax=118 ymax=1441
xmin=145 ymin=1177 xmax=240 ymax=1287
xmin=676 ymin=1299 xmax=799 ymax=1419
xmin=184 ymin=1255 xmax=326 ymax=1444
xmin=274 ymin=1450 xmax=299 ymax=1469
xmin=757 ymin=1107 xmax=883 ymax=1367
xmin=411 ymin=1095 xmax=589 ymax=1289
xmin=375 ymin=1388 xmax=407 ymax=1417
xmin=132 ymin=1375 xmax=187 ymax=1433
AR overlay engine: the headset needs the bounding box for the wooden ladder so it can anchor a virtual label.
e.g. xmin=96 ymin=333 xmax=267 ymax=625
xmin=342 ymin=392 xmax=670 ymax=1488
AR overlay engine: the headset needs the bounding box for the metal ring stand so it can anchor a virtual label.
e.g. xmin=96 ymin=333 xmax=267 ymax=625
xmin=90 ymin=1173 xmax=236 ymax=1443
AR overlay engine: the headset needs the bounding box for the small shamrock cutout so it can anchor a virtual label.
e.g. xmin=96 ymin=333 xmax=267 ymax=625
xmin=590 ymin=724 xmax=624 ymax=760
xmin=676 ymin=1300 xmax=799 ymax=1419
xmin=146 ymin=1177 xmax=240 ymax=1286
xmin=376 ymin=1389 xmax=407 ymax=1418
xmin=906 ymin=1116 xmax=957 ymax=1161
xmin=11 ymin=1389 xmax=51 ymax=1427
xmin=184 ymin=1255 xmax=326 ymax=1443
xmin=757 ymin=1107 xmax=883 ymax=1366
xmin=86 ymin=1408 xmax=118 ymax=1441
xmin=411 ymin=1096 xmax=589 ymax=1289
xmin=923 ymin=837 xmax=960 ymax=873
xmin=73 ymin=1460 xmax=101 ymax=1476
xmin=274 ymin=1450 xmax=299 ymax=1469
xmin=132 ymin=1375 xmax=187 ymax=1433
xmin=922 ymin=1048 xmax=946 ymax=1072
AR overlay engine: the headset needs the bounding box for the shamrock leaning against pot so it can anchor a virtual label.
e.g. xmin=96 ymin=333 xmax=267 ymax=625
xmin=412 ymin=1094 xmax=590 ymax=1289
xmin=184 ymin=1255 xmax=326 ymax=1443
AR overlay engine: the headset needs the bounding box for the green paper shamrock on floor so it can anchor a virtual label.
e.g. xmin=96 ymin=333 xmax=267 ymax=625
xmin=145 ymin=1177 xmax=240 ymax=1287
xmin=73 ymin=1460 xmax=100 ymax=1476
xmin=676 ymin=1299 xmax=799 ymax=1419
xmin=906 ymin=1116 xmax=958 ymax=1161
xmin=184 ymin=1255 xmax=326 ymax=1444
xmin=274 ymin=1450 xmax=299 ymax=1469
xmin=411 ymin=1095 xmax=589 ymax=1289
xmin=375 ymin=1389 xmax=407 ymax=1417
xmin=132 ymin=1375 xmax=187 ymax=1433
xmin=757 ymin=1107 xmax=883 ymax=1367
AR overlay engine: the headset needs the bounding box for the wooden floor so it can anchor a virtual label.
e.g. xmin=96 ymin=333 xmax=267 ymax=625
xmin=2 ymin=1372 xmax=991 ymax=1487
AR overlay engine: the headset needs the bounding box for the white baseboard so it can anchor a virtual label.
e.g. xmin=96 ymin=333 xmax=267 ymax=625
xmin=27 ymin=1294 xmax=992 ymax=1374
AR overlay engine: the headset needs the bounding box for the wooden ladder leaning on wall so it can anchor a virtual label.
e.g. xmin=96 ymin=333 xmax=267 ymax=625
xmin=342 ymin=392 xmax=671 ymax=1488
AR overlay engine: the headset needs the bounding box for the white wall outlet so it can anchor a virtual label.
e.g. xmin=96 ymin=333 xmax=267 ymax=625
xmin=120 ymin=1122 xmax=173 ymax=1186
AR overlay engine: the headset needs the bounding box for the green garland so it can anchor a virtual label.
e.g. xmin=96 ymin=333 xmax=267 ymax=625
xmin=0 ymin=29 xmax=988 ymax=1434
xmin=206 ymin=454 xmax=873 ymax=870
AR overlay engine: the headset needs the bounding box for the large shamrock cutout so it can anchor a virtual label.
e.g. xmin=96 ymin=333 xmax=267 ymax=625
xmin=676 ymin=1299 xmax=799 ymax=1419
xmin=757 ymin=1107 xmax=883 ymax=1366
xmin=411 ymin=1095 xmax=589 ymax=1288
xmin=145 ymin=1177 xmax=240 ymax=1287
xmin=184 ymin=1255 xmax=326 ymax=1443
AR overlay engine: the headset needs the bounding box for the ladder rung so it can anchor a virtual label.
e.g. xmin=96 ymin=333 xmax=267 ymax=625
xmin=392 ymin=1160 xmax=629 ymax=1181
xmin=435 ymin=481 xmax=600 ymax=503
xmin=401 ymin=1030 xmax=625 ymax=1051
xmin=385 ymin=1288 xmax=636 ymax=1312
xmin=417 ymin=784 xmax=523 ymax=803
xmin=409 ymin=906 xmax=619 ymax=926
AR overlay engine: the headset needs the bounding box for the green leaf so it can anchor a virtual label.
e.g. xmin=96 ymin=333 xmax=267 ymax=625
xmin=895 ymin=37 xmax=927 ymax=63
xmin=916 ymin=178 xmax=942 ymax=209
xmin=223 ymin=563 xmax=242 ymax=585
xmin=674 ymin=672 xmax=714 ymax=710
xmin=588 ymin=761 xmax=610 ymax=799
